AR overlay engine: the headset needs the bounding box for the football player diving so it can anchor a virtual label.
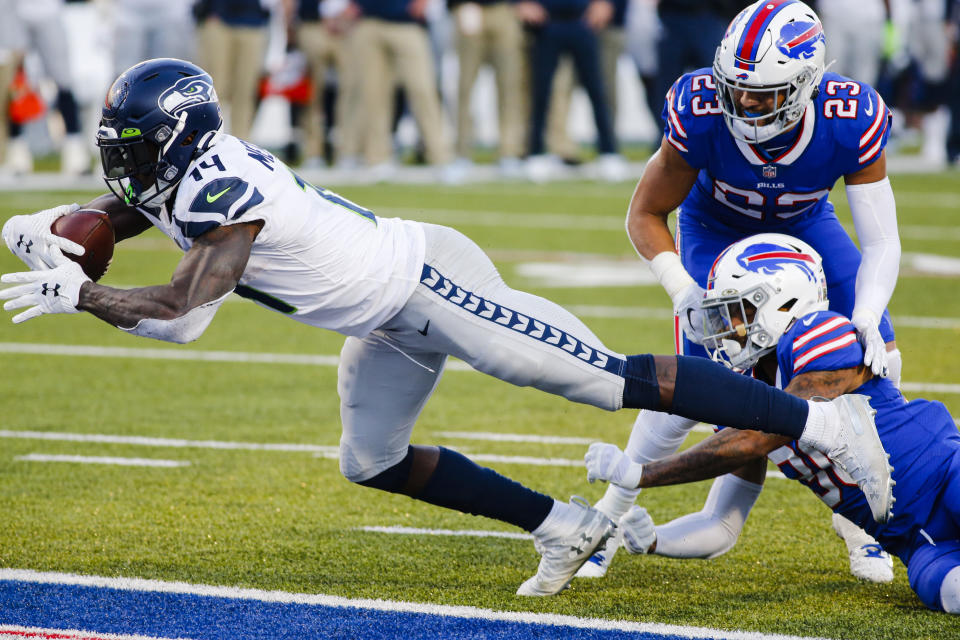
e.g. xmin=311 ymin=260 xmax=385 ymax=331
xmin=1 ymin=58 xmax=893 ymax=596
xmin=581 ymin=0 xmax=903 ymax=581
xmin=584 ymin=234 xmax=960 ymax=614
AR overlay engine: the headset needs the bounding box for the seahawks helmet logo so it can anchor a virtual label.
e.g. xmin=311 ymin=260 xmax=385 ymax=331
xmin=158 ymin=76 xmax=218 ymax=117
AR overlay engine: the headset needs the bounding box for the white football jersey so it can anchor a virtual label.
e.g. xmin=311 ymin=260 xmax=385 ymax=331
xmin=138 ymin=134 xmax=425 ymax=337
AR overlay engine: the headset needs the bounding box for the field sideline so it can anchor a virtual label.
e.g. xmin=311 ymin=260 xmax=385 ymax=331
xmin=1 ymin=174 xmax=959 ymax=640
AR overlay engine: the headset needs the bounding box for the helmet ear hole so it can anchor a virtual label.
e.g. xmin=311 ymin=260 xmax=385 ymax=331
xmin=779 ymin=298 xmax=798 ymax=312
xmin=180 ymin=131 xmax=197 ymax=146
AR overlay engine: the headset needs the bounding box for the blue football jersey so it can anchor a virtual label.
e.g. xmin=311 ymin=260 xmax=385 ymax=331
xmin=662 ymin=69 xmax=891 ymax=231
xmin=770 ymin=310 xmax=960 ymax=561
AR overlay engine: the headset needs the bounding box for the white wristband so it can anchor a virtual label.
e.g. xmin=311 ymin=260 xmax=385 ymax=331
xmin=649 ymin=251 xmax=696 ymax=305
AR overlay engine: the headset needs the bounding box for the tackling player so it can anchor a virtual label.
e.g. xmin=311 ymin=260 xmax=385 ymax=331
xmin=584 ymin=234 xmax=960 ymax=614
xmin=0 ymin=58 xmax=893 ymax=597
xmin=581 ymin=0 xmax=902 ymax=580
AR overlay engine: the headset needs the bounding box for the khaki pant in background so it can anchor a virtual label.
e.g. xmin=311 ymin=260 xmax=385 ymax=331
xmin=297 ymin=21 xmax=359 ymax=162
xmin=453 ymin=2 xmax=524 ymax=159
xmin=199 ymin=19 xmax=268 ymax=141
xmin=349 ymin=18 xmax=451 ymax=166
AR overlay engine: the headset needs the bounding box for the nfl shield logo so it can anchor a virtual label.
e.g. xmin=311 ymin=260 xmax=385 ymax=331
xmin=762 ymin=165 xmax=777 ymax=178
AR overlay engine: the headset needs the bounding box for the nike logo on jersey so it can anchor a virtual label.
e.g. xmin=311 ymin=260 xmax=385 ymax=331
xmin=864 ymin=96 xmax=874 ymax=116
xmin=418 ymin=320 xmax=430 ymax=336
xmin=676 ymin=86 xmax=686 ymax=111
xmin=206 ymin=186 xmax=231 ymax=203
xmin=802 ymin=314 xmax=817 ymax=327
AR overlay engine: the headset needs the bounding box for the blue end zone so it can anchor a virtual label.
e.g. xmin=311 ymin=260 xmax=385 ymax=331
xmin=0 ymin=580 xmax=713 ymax=640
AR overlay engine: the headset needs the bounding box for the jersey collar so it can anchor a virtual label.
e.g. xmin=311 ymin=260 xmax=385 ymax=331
xmin=735 ymin=103 xmax=815 ymax=166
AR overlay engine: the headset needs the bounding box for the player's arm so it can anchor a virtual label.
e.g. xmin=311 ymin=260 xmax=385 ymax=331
xmin=625 ymin=136 xmax=699 ymax=262
xmin=843 ymin=151 xmax=901 ymax=375
xmin=626 ymin=137 xmax=711 ymax=340
xmin=83 ymin=193 xmax=153 ymax=242
xmin=1 ymin=193 xmax=153 ymax=272
xmin=76 ymin=221 xmax=262 ymax=342
xmin=586 ymin=366 xmax=871 ymax=490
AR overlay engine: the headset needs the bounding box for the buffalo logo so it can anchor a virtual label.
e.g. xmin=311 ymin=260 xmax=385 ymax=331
xmin=158 ymin=76 xmax=218 ymax=117
xmin=724 ymin=8 xmax=749 ymax=40
xmin=776 ymin=21 xmax=824 ymax=60
xmin=736 ymin=243 xmax=817 ymax=282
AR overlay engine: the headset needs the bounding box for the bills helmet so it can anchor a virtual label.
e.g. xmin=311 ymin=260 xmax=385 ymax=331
xmin=713 ymin=0 xmax=825 ymax=143
xmin=701 ymin=233 xmax=828 ymax=371
xmin=97 ymin=58 xmax=223 ymax=207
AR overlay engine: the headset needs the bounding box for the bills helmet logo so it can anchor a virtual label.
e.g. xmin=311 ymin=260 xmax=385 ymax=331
xmin=776 ymin=21 xmax=824 ymax=60
xmin=736 ymin=243 xmax=817 ymax=281
xmin=158 ymin=76 xmax=218 ymax=117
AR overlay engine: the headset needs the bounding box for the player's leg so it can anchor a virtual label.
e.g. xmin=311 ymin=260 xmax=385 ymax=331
xmin=338 ymin=330 xmax=614 ymax=596
xmin=577 ymin=410 xmax=698 ymax=577
xmin=405 ymin=223 xmax=892 ymax=519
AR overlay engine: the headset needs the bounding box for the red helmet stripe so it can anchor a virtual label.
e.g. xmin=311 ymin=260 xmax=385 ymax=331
xmin=745 ymin=251 xmax=814 ymax=263
xmin=737 ymin=0 xmax=794 ymax=64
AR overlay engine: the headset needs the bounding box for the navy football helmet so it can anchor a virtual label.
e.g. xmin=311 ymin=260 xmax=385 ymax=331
xmin=97 ymin=58 xmax=223 ymax=207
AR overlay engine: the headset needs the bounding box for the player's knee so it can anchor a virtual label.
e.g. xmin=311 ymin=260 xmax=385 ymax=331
xmin=347 ymin=447 xmax=416 ymax=492
xmin=941 ymin=567 xmax=960 ymax=614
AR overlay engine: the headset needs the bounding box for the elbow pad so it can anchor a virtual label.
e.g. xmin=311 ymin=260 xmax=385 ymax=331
xmin=120 ymin=291 xmax=230 ymax=344
xmin=653 ymin=473 xmax=763 ymax=559
xmin=847 ymin=177 xmax=900 ymax=320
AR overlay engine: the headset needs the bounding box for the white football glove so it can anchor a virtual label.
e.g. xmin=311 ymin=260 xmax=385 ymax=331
xmin=584 ymin=442 xmax=644 ymax=488
xmin=674 ymin=282 xmax=720 ymax=346
xmin=619 ymin=506 xmax=657 ymax=555
xmin=851 ymin=309 xmax=888 ymax=378
xmin=0 ymin=261 xmax=91 ymax=323
xmin=2 ymin=203 xmax=85 ymax=271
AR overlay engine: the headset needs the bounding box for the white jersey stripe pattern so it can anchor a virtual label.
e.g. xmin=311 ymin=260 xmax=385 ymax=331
xmin=793 ymin=332 xmax=856 ymax=371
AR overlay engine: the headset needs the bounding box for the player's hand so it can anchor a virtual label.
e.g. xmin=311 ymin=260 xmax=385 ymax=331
xmin=0 ymin=261 xmax=91 ymax=323
xmin=1 ymin=203 xmax=85 ymax=271
xmin=619 ymin=506 xmax=656 ymax=554
xmin=674 ymin=282 xmax=719 ymax=345
xmin=584 ymin=442 xmax=644 ymax=488
xmin=852 ymin=310 xmax=888 ymax=378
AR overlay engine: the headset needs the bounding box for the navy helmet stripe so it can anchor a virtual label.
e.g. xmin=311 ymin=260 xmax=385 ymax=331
xmin=419 ymin=264 xmax=625 ymax=376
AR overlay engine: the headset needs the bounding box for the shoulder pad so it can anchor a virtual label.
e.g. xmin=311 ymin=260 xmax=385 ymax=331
xmin=662 ymin=70 xmax=724 ymax=166
xmin=817 ymin=74 xmax=891 ymax=170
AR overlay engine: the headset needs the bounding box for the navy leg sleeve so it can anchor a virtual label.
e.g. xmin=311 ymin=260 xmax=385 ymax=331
xmin=357 ymin=446 xmax=553 ymax=532
xmin=672 ymin=356 xmax=808 ymax=439
xmin=419 ymin=447 xmax=554 ymax=532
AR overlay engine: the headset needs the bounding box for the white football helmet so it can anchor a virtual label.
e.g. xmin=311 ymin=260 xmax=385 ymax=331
xmin=713 ymin=0 xmax=826 ymax=143
xmin=702 ymin=233 xmax=829 ymax=371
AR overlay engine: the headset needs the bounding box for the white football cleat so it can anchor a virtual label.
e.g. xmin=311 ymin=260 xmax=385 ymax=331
xmin=832 ymin=512 xmax=894 ymax=583
xmin=575 ymin=531 xmax=620 ymax=578
xmin=517 ymin=498 xmax=616 ymax=596
xmin=818 ymin=394 xmax=895 ymax=523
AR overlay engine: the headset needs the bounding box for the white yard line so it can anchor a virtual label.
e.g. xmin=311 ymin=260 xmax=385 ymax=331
xmin=14 ymin=454 xmax=189 ymax=467
xmin=0 ymin=568 xmax=837 ymax=640
xmin=0 ymin=430 xmax=339 ymax=453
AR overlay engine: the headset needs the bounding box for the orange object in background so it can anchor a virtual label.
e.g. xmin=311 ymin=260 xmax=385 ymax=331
xmin=9 ymin=67 xmax=46 ymax=125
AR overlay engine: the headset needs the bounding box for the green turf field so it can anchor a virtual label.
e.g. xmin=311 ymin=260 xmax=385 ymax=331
xmin=1 ymin=174 xmax=959 ymax=640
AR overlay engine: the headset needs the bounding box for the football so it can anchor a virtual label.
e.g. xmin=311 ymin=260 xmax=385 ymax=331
xmin=50 ymin=208 xmax=115 ymax=281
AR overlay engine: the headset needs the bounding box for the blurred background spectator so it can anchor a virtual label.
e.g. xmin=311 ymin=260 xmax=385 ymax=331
xmin=518 ymin=0 xmax=626 ymax=182
xmin=5 ymin=0 xmax=90 ymax=176
xmin=349 ymin=0 xmax=454 ymax=179
xmin=2 ymin=0 xmax=958 ymax=181
xmin=112 ymin=0 xmax=196 ymax=77
xmin=195 ymin=0 xmax=284 ymax=140
xmin=448 ymin=0 xmax=525 ymax=174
